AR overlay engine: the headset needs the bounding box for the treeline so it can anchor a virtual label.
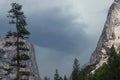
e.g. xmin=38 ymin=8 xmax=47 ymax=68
xmin=44 ymin=45 xmax=120 ymax=80
xmin=72 ymin=45 xmax=120 ymax=80
xmin=44 ymin=69 xmax=68 ymax=80
xmin=89 ymin=45 xmax=120 ymax=80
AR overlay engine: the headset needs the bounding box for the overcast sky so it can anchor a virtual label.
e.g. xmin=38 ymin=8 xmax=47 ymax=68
xmin=0 ymin=0 xmax=113 ymax=79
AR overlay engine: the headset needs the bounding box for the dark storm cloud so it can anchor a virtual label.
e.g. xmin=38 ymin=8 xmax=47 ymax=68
xmin=0 ymin=7 xmax=95 ymax=55
xmin=27 ymin=8 xmax=92 ymax=54
xmin=0 ymin=17 xmax=17 ymax=38
xmin=0 ymin=0 xmax=114 ymax=79
xmin=0 ymin=18 xmax=10 ymax=37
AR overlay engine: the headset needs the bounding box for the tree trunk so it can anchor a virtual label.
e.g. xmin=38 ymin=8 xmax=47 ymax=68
xmin=16 ymin=19 xmax=20 ymax=80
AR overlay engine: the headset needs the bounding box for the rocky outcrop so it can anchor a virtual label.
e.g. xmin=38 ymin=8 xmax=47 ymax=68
xmin=90 ymin=0 xmax=120 ymax=70
xmin=0 ymin=38 xmax=40 ymax=80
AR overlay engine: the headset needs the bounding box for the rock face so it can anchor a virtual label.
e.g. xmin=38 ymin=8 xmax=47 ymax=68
xmin=0 ymin=38 xmax=40 ymax=80
xmin=90 ymin=0 xmax=120 ymax=69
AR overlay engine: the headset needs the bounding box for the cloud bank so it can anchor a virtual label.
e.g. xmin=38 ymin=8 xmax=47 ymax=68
xmin=0 ymin=0 xmax=113 ymax=79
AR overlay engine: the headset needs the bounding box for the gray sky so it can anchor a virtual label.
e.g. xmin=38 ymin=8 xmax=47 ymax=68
xmin=0 ymin=0 xmax=113 ymax=79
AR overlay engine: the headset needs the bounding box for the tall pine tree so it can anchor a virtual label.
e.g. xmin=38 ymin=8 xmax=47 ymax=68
xmin=6 ymin=3 xmax=30 ymax=80
xmin=71 ymin=58 xmax=80 ymax=80
xmin=54 ymin=69 xmax=63 ymax=80
xmin=44 ymin=76 xmax=50 ymax=80
xmin=108 ymin=45 xmax=120 ymax=79
xmin=64 ymin=75 xmax=67 ymax=80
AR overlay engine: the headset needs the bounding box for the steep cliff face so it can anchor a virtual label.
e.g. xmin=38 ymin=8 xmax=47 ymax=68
xmin=90 ymin=0 xmax=120 ymax=70
xmin=0 ymin=38 xmax=40 ymax=80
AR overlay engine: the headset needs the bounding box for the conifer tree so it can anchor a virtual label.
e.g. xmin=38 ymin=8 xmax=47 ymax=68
xmin=44 ymin=76 xmax=50 ymax=80
xmin=89 ymin=45 xmax=120 ymax=80
xmin=59 ymin=77 xmax=63 ymax=80
xmin=64 ymin=75 xmax=67 ymax=80
xmin=54 ymin=69 xmax=61 ymax=80
xmin=107 ymin=45 xmax=120 ymax=79
xmin=5 ymin=3 xmax=30 ymax=80
xmin=54 ymin=69 xmax=60 ymax=80
xmin=71 ymin=58 xmax=80 ymax=80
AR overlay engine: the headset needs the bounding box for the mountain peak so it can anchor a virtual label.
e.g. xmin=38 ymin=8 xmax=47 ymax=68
xmin=89 ymin=0 xmax=120 ymax=70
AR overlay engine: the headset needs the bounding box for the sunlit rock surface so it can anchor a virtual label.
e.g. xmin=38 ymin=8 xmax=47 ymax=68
xmin=90 ymin=0 xmax=120 ymax=71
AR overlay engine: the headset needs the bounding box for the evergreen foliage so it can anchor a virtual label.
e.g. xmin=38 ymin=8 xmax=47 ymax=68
xmin=5 ymin=3 xmax=30 ymax=80
xmin=54 ymin=69 xmax=63 ymax=80
xmin=44 ymin=76 xmax=50 ymax=80
xmin=89 ymin=63 xmax=109 ymax=80
xmin=64 ymin=75 xmax=67 ymax=80
xmin=89 ymin=45 xmax=120 ymax=80
xmin=70 ymin=46 xmax=120 ymax=80
xmin=79 ymin=64 xmax=95 ymax=80
xmin=71 ymin=58 xmax=80 ymax=80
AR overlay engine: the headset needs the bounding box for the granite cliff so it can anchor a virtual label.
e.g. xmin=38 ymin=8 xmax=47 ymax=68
xmin=90 ymin=0 xmax=120 ymax=70
xmin=0 ymin=38 xmax=40 ymax=80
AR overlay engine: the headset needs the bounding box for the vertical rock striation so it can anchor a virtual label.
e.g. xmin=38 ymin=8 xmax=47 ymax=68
xmin=90 ymin=0 xmax=120 ymax=69
xmin=0 ymin=38 xmax=41 ymax=80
